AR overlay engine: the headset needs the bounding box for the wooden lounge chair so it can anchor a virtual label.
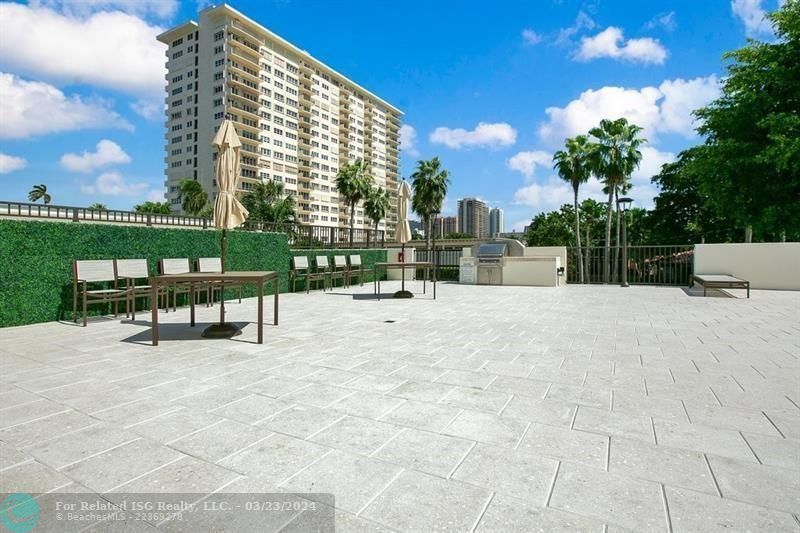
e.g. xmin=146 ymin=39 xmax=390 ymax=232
xmin=348 ymin=254 xmax=364 ymax=287
xmin=73 ymin=259 xmax=132 ymax=326
xmin=307 ymin=255 xmax=331 ymax=293
xmin=115 ymin=259 xmax=155 ymax=316
xmin=690 ymin=274 xmax=750 ymax=298
xmin=331 ymin=255 xmax=348 ymax=289
xmin=197 ymin=257 xmax=243 ymax=306
xmin=290 ymin=256 xmax=311 ymax=293
xmin=159 ymin=258 xmax=193 ymax=311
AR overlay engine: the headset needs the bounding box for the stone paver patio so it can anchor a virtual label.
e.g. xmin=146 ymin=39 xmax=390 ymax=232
xmin=1 ymin=282 xmax=799 ymax=532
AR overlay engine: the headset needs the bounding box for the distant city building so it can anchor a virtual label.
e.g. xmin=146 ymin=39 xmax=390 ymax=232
xmin=488 ymin=208 xmax=504 ymax=237
xmin=457 ymin=198 xmax=489 ymax=238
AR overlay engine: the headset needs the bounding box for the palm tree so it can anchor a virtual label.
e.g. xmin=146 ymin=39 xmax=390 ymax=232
xmin=410 ymin=157 xmax=450 ymax=249
xmin=588 ymin=118 xmax=645 ymax=283
xmin=363 ymin=186 xmax=391 ymax=240
xmin=335 ymin=159 xmax=373 ymax=243
xmin=134 ymin=201 xmax=172 ymax=214
xmin=88 ymin=203 xmax=108 ymax=210
xmin=28 ymin=184 xmax=51 ymax=205
xmin=179 ymin=178 xmax=209 ymax=215
xmin=241 ymin=180 xmax=295 ymax=226
xmin=553 ymin=135 xmax=592 ymax=283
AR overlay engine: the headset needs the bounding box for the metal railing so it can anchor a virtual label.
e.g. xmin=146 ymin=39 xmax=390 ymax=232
xmin=0 ymin=200 xmax=210 ymax=228
xmin=567 ymin=245 xmax=694 ymax=286
xmin=0 ymin=201 xmax=386 ymax=249
xmin=415 ymin=247 xmax=464 ymax=281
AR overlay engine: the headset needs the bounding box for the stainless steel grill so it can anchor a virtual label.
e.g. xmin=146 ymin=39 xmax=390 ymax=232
xmin=472 ymin=239 xmax=525 ymax=285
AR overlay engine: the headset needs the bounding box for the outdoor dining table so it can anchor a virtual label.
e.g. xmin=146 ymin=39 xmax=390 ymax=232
xmin=373 ymin=261 xmax=436 ymax=300
xmin=149 ymin=271 xmax=279 ymax=346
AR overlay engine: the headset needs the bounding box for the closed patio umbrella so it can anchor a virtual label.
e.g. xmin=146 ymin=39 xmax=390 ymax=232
xmin=394 ymin=180 xmax=413 ymax=298
xmin=203 ymin=119 xmax=249 ymax=338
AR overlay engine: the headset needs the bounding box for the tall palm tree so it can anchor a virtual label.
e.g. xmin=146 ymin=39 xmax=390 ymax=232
xmin=410 ymin=157 xmax=450 ymax=249
xmin=363 ymin=186 xmax=391 ymax=239
xmin=553 ymin=135 xmax=592 ymax=283
xmin=179 ymin=178 xmax=209 ymax=215
xmin=335 ymin=159 xmax=373 ymax=242
xmin=28 ymin=184 xmax=51 ymax=205
xmin=588 ymin=118 xmax=645 ymax=283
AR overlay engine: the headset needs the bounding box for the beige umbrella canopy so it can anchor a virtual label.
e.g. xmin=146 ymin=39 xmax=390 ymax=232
xmin=213 ymin=119 xmax=249 ymax=232
xmin=395 ymin=180 xmax=412 ymax=244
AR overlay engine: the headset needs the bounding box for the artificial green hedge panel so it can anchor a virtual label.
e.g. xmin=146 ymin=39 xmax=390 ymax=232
xmin=0 ymin=220 xmax=386 ymax=327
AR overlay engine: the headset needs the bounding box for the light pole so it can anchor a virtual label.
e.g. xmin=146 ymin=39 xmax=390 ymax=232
xmin=617 ymin=197 xmax=633 ymax=287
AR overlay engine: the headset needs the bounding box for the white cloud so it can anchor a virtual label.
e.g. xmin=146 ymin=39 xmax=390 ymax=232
xmin=29 ymin=0 xmax=179 ymax=19
xmin=507 ymin=150 xmax=552 ymax=179
xmin=399 ymin=124 xmax=420 ymax=158
xmin=430 ymin=122 xmax=517 ymax=149
xmin=555 ymin=10 xmax=596 ymax=46
xmin=0 ymin=73 xmax=133 ymax=139
xmin=146 ymin=189 xmax=165 ymax=202
xmin=80 ymin=171 xmax=148 ymax=196
xmin=0 ymin=153 xmax=27 ymax=174
xmin=522 ymin=29 xmax=543 ymax=45
xmin=60 ymin=140 xmax=131 ymax=173
xmin=645 ymin=11 xmax=677 ymax=32
xmin=632 ymin=146 xmax=676 ymax=183
xmin=0 ymin=3 xmax=166 ymax=97
xmin=538 ymin=75 xmax=720 ymax=146
xmin=130 ymin=98 xmax=163 ymax=120
xmin=576 ymin=27 xmax=667 ymax=64
xmin=731 ymin=0 xmax=774 ymax=37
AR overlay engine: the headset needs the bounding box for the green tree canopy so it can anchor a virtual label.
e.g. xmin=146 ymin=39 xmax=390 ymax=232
xmin=241 ymin=180 xmax=295 ymax=225
xmin=134 ymin=201 xmax=172 ymax=215
xmin=335 ymin=159 xmax=373 ymax=232
xmin=410 ymin=157 xmax=450 ymax=248
xmin=179 ymin=179 xmax=209 ymax=216
xmin=691 ymin=1 xmax=800 ymax=240
xmin=28 ymin=184 xmax=51 ymax=205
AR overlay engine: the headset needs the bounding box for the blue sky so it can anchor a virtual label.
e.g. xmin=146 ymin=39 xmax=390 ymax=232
xmin=0 ymin=0 xmax=783 ymax=229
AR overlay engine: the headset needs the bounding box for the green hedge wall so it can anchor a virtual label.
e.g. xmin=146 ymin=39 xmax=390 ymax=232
xmin=0 ymin=220 xmax=386 ymax=327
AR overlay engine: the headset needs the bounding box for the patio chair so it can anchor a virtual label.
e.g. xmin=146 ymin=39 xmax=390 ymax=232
xmin=114 ymin=259 xmax=155 ymax=316
xmin=331 ymin=255 xmax=348 ymax=289
xmin=197 ymin=257 xmax=243 ymax=306
xmin=290 ymin=256 xmax=311 ymax=293
xmin=73 ymin=259 xmax=132 ymax=327
xmin=348 ymin=254 xmax=364 ymax=287
xmin=159 ymin=258 xmax=193 ymax=312
xmin=307 ymin=255 xmax=331 ymax=293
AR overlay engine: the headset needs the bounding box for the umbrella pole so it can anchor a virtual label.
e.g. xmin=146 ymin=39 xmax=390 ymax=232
xmin=393 ymin=243 xmax=413 ymax=298
xmin=203 ymin=227 xmax=241 ymax=338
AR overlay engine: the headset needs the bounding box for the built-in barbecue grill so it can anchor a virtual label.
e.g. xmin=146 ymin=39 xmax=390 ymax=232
xmin=472 ymin=239 xmax=525 ymax=285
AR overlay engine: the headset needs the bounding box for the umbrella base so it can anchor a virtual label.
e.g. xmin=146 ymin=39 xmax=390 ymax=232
xmin=201 ymin=322 xmax=242 ymax=339
xmin=392 ymin=290 xmax=414 ymax=299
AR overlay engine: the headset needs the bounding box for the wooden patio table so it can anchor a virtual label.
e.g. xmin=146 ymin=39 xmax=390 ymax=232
xmin=149 ymin=271 xmax=279 ymax=346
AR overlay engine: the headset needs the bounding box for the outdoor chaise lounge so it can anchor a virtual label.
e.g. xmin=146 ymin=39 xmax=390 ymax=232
xmin=690 ymin=274 xmax=750 ymax=298
xmin=197 ymin=257 xmax=243 ymax=306
xmin=331 ymin=255 xmax=348 ymax=289
xmin=114 ymin=259 xmax=154 ymax=316
xmin=348 ymin=254 xmax=364 ymax=287
xmin=73 ymin=259 xmax=133 ymax=327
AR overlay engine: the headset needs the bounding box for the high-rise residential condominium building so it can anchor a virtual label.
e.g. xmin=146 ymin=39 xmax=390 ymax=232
xmin=157 ymin=4 xmax=401 ymax=233
xmin=457 ymin=198 xmax=489 ymax=238
xmin=488 ymin=207 xmax=504 ymax=237
xmin=432 ymin=215 xmax=458 ymax=238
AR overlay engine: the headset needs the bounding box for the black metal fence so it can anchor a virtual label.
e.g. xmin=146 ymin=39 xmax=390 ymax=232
xmin=416 ymin=248 xmax=463 ymax=281
xmin=567 ymin=245 xmax=694 ymax=286
xmin=1 ymin=201 xmax=385 ymax=249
